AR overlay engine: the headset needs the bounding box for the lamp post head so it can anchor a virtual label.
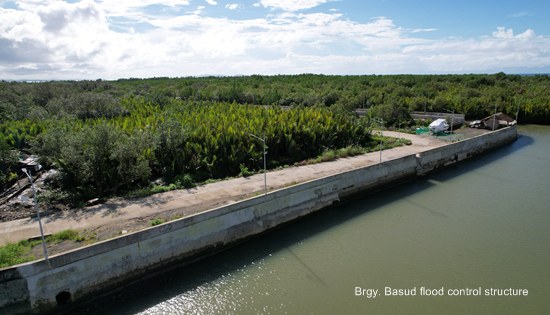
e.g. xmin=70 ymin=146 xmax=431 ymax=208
xmin=248 ymin=133 xmax=264 ymax=142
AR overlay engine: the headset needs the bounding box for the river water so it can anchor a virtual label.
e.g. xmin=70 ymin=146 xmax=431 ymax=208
xmin=80 ymin=125 xmax=550 ymax=315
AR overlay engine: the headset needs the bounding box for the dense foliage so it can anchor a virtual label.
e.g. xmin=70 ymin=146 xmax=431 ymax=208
xmin=2 ymin=73 xmax=549 ymax=123
xmin=1 ymin=73 xmax=549 ymax=200
xmin=7 ymin=100 xmax=373 ymax=200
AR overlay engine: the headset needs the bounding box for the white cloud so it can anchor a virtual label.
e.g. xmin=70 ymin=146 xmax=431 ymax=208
xmin=492 ymin=27 xmax=515 ymax=39
xmin=205 ymin=0 xmax=217 ymax=5
xmin=99 ymin=0 xmax=190 ymax=11
xmin=492 ymin=27 xmax=535 ymax=40
xmin=225 ymin=4 xmax=239 ymax=10
xmin=96 ymin=0 xmax=190 ymax=22
xmin=1 ymin=1 xmax=549 ymax=79
xmin=259 ymin=0 xmax=329 ymax=11
xmin=507 ymin=11 xmax=532 ymax=18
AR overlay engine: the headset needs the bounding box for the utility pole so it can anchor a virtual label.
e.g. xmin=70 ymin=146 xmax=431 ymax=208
xmin=444 ymin=108 xmax=454 ymax=142
xmin=249 ymin=133 xmax=267 ymax=195
xmin=22 ymin=168 xmax=50 ymax=268
xmin=515 ymin=99 xmax=520 ymax=122
xmin=379 ymin=128 xmax=383 ymax=163
xmin=450 ymin=114 xmax=454 ymax=142
xmin=375 ymin=118 xmax=383 ymax=162
xmin=493 ymin=104 xmax=497 ymax=131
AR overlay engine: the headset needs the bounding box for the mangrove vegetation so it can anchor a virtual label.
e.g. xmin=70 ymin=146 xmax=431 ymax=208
xmin=1 ymin=73 xmax=549 ymax=204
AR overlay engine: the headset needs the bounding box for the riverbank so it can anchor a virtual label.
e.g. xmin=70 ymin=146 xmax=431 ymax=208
xmin=0 ymin=126 xmax=514 ymax=314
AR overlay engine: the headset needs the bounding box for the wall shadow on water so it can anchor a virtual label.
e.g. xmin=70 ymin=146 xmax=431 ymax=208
xmin=67 ymin=133 xmax=533 ymax=315
xmin=427 ymin=132 xmax=533 ymax=183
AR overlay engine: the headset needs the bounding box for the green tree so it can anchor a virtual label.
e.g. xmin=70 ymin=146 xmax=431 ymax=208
xmin=0 ymin=140 xmax=18 ymax=191
xmin=50 ymin=123 xmax=154 ymax=198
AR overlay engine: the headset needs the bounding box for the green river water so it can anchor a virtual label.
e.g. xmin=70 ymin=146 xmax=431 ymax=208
xmin=80 ymin=125 xmax=550 ymax=315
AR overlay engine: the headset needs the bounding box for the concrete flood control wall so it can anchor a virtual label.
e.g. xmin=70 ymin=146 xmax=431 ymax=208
xmin=416 ymin=125 xmax=517 ymax=175
xmin=0 ymin=126 xmax=517 ymax=314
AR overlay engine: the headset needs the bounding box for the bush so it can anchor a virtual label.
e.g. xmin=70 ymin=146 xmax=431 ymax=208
xmin=37 ymin=187 xmax=71 ymax=205
xmin=46 ymin=93 xmax=127 ymax=119
xmin=150 ymin=218 xmax=164 ymax=226
xmin=239 ymin=164 xmax=253 ymax=177
xmin=37 ymin=123 xmax=154 ymax=199
xmin=174 ymin=174 xmax=195 ymax=189
xmin=0 ymin=140 xmax=18 ymax=190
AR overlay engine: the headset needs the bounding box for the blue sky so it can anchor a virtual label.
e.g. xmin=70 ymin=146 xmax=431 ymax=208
xmin=1 ymin=0 xmax=549 ymax=79
xmin=340 ymin=0 xmax=549 ymax=38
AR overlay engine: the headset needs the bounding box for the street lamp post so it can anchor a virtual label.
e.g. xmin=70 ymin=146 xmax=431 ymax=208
xmin=515 ymin=99 xmax=520 ymax=122
xmin=443 ymin=109 xmax=455 ymax=142
xmin=379 ymin=128 xmax=383 ymax=163
xmin=372 ymin=118 xmax=384 ymax=162
xmin=493 ymin=104 xmax=498 ymax=131
xmin=449 ymin=112 xmax=454 ymax=142
xmin=21 ymin=167 xmax=50 ymax=268
xmin=249 ymin=133 xmax=267 ymax=195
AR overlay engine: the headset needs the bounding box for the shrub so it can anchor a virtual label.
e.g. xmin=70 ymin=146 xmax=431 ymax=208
xmin=0 ymin=141 xmax=18 ymax=191
xmin=174 ymin=174 xmax=195 ymax=189
xmin=38 ymin=123 xmax=154 ymax=199
xmin=239 ymin=164 xmax=253 ymax=177
xmin=150 ymin=218 xmax=164 ymax=226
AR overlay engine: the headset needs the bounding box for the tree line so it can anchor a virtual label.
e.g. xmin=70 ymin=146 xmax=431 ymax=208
xmin=1 ymin=73 xmax=549 ymax=201
xmin=2 ymin=99 xmax=373 ymax=201
xmin=3 ymin=73 xmax=549 ymax=122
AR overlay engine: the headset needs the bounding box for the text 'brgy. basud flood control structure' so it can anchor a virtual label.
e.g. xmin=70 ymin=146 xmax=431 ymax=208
xmin=0 ymin=125 xmax=517 ymax=314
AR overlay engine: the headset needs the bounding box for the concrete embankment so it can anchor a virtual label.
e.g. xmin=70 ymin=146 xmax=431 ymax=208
xmin=0 ymin=126 xmax=517 ymax=314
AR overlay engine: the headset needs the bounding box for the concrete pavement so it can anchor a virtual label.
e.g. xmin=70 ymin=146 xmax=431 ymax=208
xmin=0 ymin=131 xmax=447 ymax=246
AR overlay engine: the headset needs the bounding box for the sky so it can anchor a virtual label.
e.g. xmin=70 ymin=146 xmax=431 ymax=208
xmin=1 ymin=0 xmax=549 ymax=80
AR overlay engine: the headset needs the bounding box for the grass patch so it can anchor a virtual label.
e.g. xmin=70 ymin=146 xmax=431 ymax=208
xmin=301 ymin=138 xmax=411 ymax=166
xmin=202 ymin=178 xmax=219 ymax=185
xmin=128 ymin=184 xmax=178 ymax=199
xmin=48 ymin=229 xmax=86 ymax=243
xmin=127 ymin=175 xmax=196 ymax=199
xmin=150 ymin=218 xmax=164 ymax=226
xmin=281 ymin=181 xmax=299 ymax=188
xmin=0 ymin=229 xmax=90 ymax=268
xmin=303 ymin=146 xmax=368 ymax=165
xmin=368 ymin=136 xmax=412 ymax=151
xmin=0 ymin=241 xmax=36 ymax=268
